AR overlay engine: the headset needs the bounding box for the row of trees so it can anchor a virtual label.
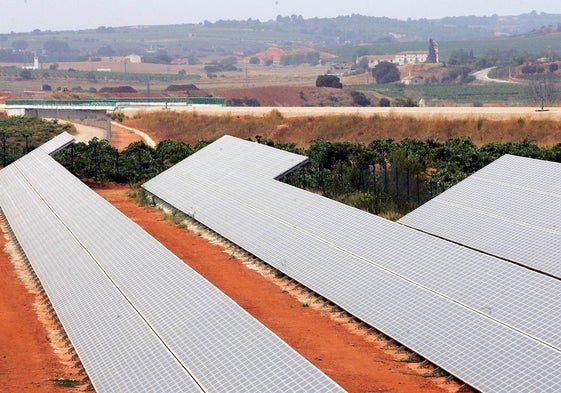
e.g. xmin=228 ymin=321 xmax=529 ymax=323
xmin=3 ymin=117 xmax=560 ymax=216
xmin=51 ymin=135 xmax=561 ymax=216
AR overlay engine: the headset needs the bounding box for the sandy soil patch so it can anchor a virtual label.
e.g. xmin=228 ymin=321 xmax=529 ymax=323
xmin=124 ymin=105 xmax=561 ymax=120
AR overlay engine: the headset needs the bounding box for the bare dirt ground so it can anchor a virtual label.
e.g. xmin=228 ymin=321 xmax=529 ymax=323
xmin=126 ymin=104 xmax=561 ymax=121
xmin=0 ymin=219 xmax=82 ymax=393
xmin=108 ymin=122 xmax=149 ymax=149
xmin=0 ymin=125 xmax=466 ymax=392
xmin=94 ymin=184 xmax=458 ymax=393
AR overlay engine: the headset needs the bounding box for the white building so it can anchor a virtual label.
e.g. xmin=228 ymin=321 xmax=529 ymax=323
xmin=22 ymin=55 xmax=39 ymax=70
xmin=362 ymin=51 xmax=428 ymax=68
xmin=125 ymin=54 xmax=142 ymax=63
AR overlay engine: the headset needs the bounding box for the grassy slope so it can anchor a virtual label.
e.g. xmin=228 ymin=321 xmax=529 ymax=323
xmin=125 ymin=110 xmax=561 ymax=148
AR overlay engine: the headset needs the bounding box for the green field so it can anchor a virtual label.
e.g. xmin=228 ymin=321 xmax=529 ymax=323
xmin=352 ymin=83 xmax=530 ymax=105
xmin=0 ymin=66 xmax=199 ymax=83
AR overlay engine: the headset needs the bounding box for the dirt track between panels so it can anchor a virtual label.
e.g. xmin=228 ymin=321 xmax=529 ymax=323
xmin=0 ymin=184 xmax=457 ymax=393
xmin=0 ymin=116 xmax=471 ymax=393
xmin=94 ymin=184 xmax=458 ymax=393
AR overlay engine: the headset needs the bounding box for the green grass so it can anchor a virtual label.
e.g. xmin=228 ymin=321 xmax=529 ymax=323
xmin=0 ymin=66 xmax=200 ymax=83
xmin=352 ymin=83 xmax=530 ymax=105
xmin=52 ymin=378 xmax=80 ymax=387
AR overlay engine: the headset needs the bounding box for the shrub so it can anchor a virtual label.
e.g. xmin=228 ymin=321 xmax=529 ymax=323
xmin=110 ymin=111 xmax=125 ymax=122
xmin=19 ymin=69 xmax=32 ymax=80
xmin=351 ymin=91 xmax=371 ymax=107
xmin=372 ymin=61 xmax=400 ymax=84
xmin=379 ymin=97 xmax=391 ymax=107
xmin=316 ymin=75 xmax=342 ymax=88
xmin=99 ymin=86 xmax=137 ymax=93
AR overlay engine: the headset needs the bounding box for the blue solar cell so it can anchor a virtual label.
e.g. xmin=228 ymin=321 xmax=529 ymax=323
xmin=400 ymin=154 xmax=561 ymax=279
xmin=144 ymin=136 xmax=561 ymax=392
xmin=0 ymin=134 xmax=342 ymax=392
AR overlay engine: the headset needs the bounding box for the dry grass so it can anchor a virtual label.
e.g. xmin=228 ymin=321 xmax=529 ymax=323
xmin=126 ymin=110 xmax=561 ymax=148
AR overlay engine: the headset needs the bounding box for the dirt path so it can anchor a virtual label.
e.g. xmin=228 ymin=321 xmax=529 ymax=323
xmin=65 ymin=122 xmax=106 ymax=143
xmin=0 ymin=219 xmax=82 ymax=393
xmin=93 ymin=185 xmax=459 ymax=393
xmin=107 ymin=122 xmax=146 ymax=150
xmin=0 ymin=117 xmax=468 ymax=392
xmin=63 ymin=120 xmax=153 ymax=149
xmin=472 ymin=67 xmax=520 ymax=84
xmin=0 ymin=184 xmax=458 ymax=393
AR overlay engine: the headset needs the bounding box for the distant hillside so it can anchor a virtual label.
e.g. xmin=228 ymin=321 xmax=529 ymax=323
xmin=0 ymin=12 xmax=560 ymax=64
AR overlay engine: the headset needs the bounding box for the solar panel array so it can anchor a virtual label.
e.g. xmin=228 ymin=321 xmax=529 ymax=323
xmin=143 ymin=135 xmax=561 ymax=393
xmin=399 ymin=154 xmax=561 ymax=279
xmin=38 ymin=131 xmax=75 ymax=155
xmin=0 ymin=133 xmax=343 ymax=393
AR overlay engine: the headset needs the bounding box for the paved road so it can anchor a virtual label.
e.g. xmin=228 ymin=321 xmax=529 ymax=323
xmin=472 ymin=67 xmax=519 ymax=84
xmin=64 ymin=121 xmax=106 ymax=143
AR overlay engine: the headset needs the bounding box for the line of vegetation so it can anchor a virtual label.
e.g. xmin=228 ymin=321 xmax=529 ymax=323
xmin=0 ymin=116 xmax=73 ymax=165
xmin=357 ymin=83 xmax=530 ymax=105
xmin=0 ymin=66 xmax=200 ymax=83
xmin=3 ymin=13 xmax=560 ymax=62
xmin=3 ymin=114 xmax=561 ymax=218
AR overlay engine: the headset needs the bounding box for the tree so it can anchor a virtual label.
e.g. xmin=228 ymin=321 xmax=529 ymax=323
xmin=156 ymin=139 xmax=193 ymax=168
xmin=379 ymin=97 xmax=391 ymax=107
xmin=187 ymin=55 xmax=200 ymax=65
xmin=315 ymin=75 xmax=342 ymax=88
xmin=372 ymin=61 xmax=400 ymax=84
xmin=96 ymin=45 xmax=115 ymax=56
xmin=44 ymin=39 xmax=71 ymax=54
xmin=528 ymin=74 xmax=557 ymax=111
xmin=306 ymin=52 xmax=320 ymax=66
xmin=19 ymin=69 xmax=32 ymax=80
xmin=351 ymin=91 xmax=371 ymax=106
xmin=448 ymin=49 xmax=473 ymax=66
xmin=219 ymin=56 xmax=238 ymax=70
xmin=356 ymin=57 xmax=370 ymax=71
xmin=249 ymin=56 xmax=260 ymax=65
xmin=395 ymin=97 xmax=419 ymax=107
xmin=11 ymin=40 xmax=28 ymax=51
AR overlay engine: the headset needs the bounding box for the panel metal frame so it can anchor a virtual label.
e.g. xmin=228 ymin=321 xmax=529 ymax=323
xmin=0 ymin=134 xmax=342 ymax=393
xmin=143 ymin=136 xmax=561 ymax=393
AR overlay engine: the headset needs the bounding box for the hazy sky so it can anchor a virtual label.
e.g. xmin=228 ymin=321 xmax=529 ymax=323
xmin=2 ymin=0 xmax=560 ymax=34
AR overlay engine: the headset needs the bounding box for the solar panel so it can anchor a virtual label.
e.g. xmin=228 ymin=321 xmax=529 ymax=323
xmin=0 ymin=165 xmax=204 ymax=393
xmin=38 ymin=131 xmax=75 ymax=155
xmin=1 ymin=146 xmax=343 ymax=392
xmin=143 ymin=136 xmax=561 ymax=392
xmin=399 ymin=154 xmax=561 ymax=279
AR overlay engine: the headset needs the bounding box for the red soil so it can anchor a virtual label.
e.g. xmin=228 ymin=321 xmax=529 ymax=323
xmin=95 ymin=184 xmax=455 ymax=393
xmin=0 ymin=125 xmax=464 ymax=393
xmin=109 ymin=123 xmax=144 ymax=150
xmin=212 ymin=86 xmax=361 ymax=106
xmin=0 ymin=220 xmax=82 ymax=393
